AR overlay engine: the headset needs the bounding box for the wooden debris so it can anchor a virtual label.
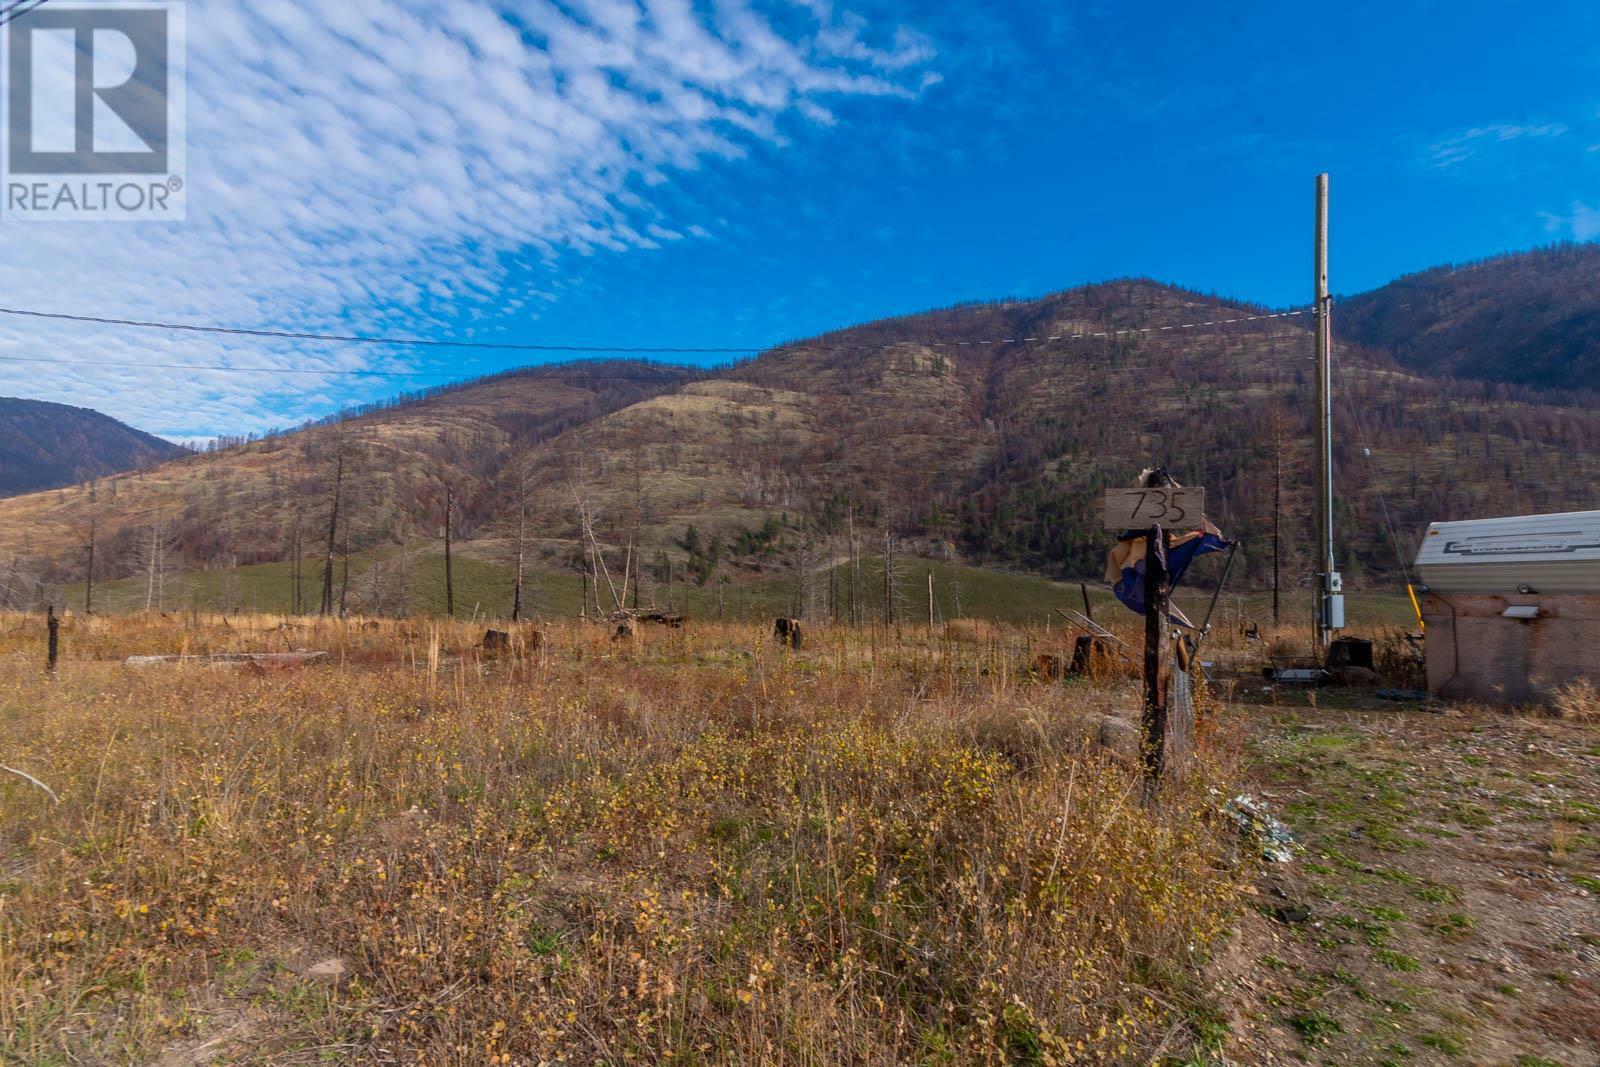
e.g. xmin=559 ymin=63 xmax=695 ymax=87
xmin=773 ymin=618 xmax=804 ymax=650
xmin=125 ymin=652 xmax=330 ymax=669
xmin=1032 ymin=653 xmax=1063 ymax=681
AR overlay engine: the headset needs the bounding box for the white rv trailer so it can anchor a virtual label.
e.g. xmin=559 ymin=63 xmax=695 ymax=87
xmin=1415 ymin=510 xmax=1600 ymax=595
xmin=1414 ymin=510 xmax=1600 ymax=704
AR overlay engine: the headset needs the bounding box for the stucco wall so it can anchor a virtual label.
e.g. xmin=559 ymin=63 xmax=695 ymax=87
xmin=1422 ymin=593 xmax=1600 ymax=705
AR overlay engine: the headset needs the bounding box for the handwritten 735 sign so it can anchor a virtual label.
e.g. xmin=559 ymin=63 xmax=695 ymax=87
xmin=1103 ymin=487 xmax=1206 ymax=531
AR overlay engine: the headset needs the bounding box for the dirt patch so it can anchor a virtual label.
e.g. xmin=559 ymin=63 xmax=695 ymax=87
xmin=1212 ymin=701 xmax=1600 ymax=1065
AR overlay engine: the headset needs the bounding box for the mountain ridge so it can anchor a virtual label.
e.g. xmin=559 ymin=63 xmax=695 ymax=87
xmin=0 ymin=397 xmax=186 ymax=499
xmin=3 ymin=250 xmax=1599 ymax=609
xmin=1337 ymin=242 xmax=1600 ymax=392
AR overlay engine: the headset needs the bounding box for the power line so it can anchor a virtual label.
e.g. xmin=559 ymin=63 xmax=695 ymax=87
xmin=0 ymin=303 xmax=1314 ymax=374
xmin=0 ymin=0 xmax=55 ymax=28
xmin=0 ymin=305 xmax=759 ymax=356
xmin=0 ymin=352 xmax=707 ymax=379
xmin=1332 ymin=347 xmax=1416 ymax=585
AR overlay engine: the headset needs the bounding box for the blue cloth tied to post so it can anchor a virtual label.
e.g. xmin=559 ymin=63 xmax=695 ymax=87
xmin=1108 ymin=529 xmax=1231 ymax=622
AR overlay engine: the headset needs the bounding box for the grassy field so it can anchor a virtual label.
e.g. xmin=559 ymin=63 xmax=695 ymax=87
xmin=55 ymin=551 xmax=1117 ymax=624
xmin=0 ymin=612 xmax=1241 ymax=1065
xmin=2 ymin=610 xmax=1592 ymax=1064
xmin=53 ymin=549 xmax=1421 ymax=635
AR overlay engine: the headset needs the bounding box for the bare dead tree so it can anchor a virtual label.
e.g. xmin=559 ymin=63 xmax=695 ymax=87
xmin=882 ymin=531 xmax=896 ymax=626
xmin=84 ymin=517 xmax=96 ymax=615
xmin=567 ymin=463 xmax=622 ymax=615
xmin=511 ymin=463 xmax=529 ymax=622
xmin=290 ymin=523 xmax=302 ymax=615
xmin=444 ymin=486 xmax=456 ymax=619
xmin=339 ymin=537 xmax=351 ymax=617
xmin=141 ymin=522 xmax=176 ymax=613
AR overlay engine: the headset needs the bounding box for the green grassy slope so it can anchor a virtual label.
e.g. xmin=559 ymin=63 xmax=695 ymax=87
xmin=57 ymin=550 xmax=1415 ymax=635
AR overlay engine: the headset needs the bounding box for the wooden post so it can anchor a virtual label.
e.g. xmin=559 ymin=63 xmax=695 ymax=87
xmin=444 ymin=487 xmax=455 ymax=619
xmin=927 ymin=569 xmax=935 ymax=630
xmin=46 ymin=606 xmax=59 ymax=675
xmin=1080 ymin=581 xmax=1094 ymax=622
xmin=1142 ymin=524 xmax=1169 ymax=782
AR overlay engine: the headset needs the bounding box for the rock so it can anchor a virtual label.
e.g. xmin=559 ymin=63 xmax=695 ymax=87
xmin=1096 ymin=715 xmax=1140 ymax=760
xmin=1273 ymin=904 xmax=1313 ymax=924
xmin=305 ymin=957 xmax=345 ymax=980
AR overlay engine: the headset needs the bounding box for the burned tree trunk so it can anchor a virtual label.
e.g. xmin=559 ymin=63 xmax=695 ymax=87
xmin=320 ymin=443 xmax=346 ymax=617
xmin=444 ymin=487 xmax=455 ymax=619
xmin=84 ymin=518 xmax=95 ymax=616
xmin=511 ymin=477 xmax=527 ymax=622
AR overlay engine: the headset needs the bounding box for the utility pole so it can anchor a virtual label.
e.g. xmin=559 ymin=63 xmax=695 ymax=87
xmin=1312 ymin=173 xmax=1342 ymax=650
xmin=1272 ymin=413 xmax=1282 ymax=628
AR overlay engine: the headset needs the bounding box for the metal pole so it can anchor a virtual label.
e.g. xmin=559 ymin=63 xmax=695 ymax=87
xmin=1272 ymin=415 xmax=1282 ymax=628
xmin=1313 ymin=173 xmax=1340 ymax=650
xmin=1191 ymin=544 xmax=1239 ymax=663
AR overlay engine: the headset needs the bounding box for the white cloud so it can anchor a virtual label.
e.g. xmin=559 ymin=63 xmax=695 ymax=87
xmin=1539 ymin=201 xmax=1600 ymax=242
xmin=0 ymin=0 xmax=935 ymax=439
xmin=1428 ymin=122 xmax=1568 ymax=169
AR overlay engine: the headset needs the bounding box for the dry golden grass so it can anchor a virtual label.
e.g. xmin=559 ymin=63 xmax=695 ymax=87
xmin=0 ymin=613 xmax=1242 ymax=1064
xmin=1550 ymin=677 xmax=1600 ymax=722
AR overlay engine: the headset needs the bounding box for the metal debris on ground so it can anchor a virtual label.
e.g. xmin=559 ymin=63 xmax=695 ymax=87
xmin=1375 ymin=689 xmax=1430 ymax=702
xmin=1265 ymin=666 xmax=1328 ymax=686
xmin=1223 ymin=793 xmax=1299 ymax=863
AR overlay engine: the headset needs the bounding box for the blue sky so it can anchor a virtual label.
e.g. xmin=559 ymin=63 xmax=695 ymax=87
xmin=2 ymin=0 xmax=1598 ymax=440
